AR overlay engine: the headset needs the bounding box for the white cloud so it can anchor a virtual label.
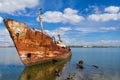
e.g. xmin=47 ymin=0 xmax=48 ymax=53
xmin=94 ymin=40 xmax=120 ymax=46
xmin=0 ymin=37 xmax=14 ymax=46
xmin=88 ymin=13 xmax=120 ymax=21
xmin=105 ymin=6 xmax=120 ymax=13
xmin=44 ymin=27 xmax=72 ymax=42
xmin=63 ymin=38 xmax=120 ymax=46
xmin=87 ymin=5 xmax=100 ymax=13
xmin=100 ymin=27 xmax=117 ymax=31
xmin=0 ymin=16 xmax=3 ymax=23
xmin=45 ymin=27 xmax=72 ymax=36
xmin=40 ymin=8 xmax=84 ymax=24
xmin=0 ymin=0 xmax=39 ymax=14
xmin=45 ymin=27 xmax=120 ymax=46
xmin=43 ymin=11 xmax=63 ymax=23
xmin=64 ymin=8 xmax=78 ymax=15
xmin=74 ymin=27 xmax=97 ymax=33
xmin=88 ymin=6 xmax=120 ymax=21
xmin=0 ymin=28 xmax=14 ymax=46
xmin=59 ymin=27 xmax=72 ymax=31
xmin=0 ymin=28 xmax=9 ymax=35
xmin=74 ymin=26 xmax=118 ymax=34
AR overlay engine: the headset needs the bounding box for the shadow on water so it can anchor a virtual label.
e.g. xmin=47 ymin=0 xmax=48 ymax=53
xmin=19 ymin=57 xmax=71 ymax=80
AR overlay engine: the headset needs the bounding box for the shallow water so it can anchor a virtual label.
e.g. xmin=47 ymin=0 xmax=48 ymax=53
xmin=0 ymin=48 xmax=120 ymax=80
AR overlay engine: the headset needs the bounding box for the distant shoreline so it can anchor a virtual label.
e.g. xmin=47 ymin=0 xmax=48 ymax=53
xmin=0 ymin=46 xmax=15 ymax=48
xmin=0 ymin=46 xmax=120 ymax=48
xmin=68 ymin=46 xmax=120 ymax=48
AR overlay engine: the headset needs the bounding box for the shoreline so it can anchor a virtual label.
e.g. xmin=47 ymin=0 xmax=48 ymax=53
xmin=0 ymin=46 xmax=120 ymax=48
xmin=68 ymin=46 xmax=120 ymax=48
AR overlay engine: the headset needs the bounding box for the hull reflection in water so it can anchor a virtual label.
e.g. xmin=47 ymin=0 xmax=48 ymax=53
xmin=19 ymin=57 xmax=71 ymax=80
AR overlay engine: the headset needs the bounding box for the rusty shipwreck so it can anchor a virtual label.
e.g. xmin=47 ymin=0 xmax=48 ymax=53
xmin=4 ymin=10 xmax=71 ymax=66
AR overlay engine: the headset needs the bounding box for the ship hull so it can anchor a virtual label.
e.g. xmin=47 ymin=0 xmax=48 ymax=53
xmin=4 ymin=19 xmax=71 ymax=66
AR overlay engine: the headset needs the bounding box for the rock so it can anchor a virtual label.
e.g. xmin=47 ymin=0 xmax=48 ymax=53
xmin=78 ymin=60 xmax=84 ymax=65
xmin=77 ymin=64 xmax=84 ymax=69
xmin=54 ymin=69 xmax=60 ymax=77
xmin=92 ymin=65 xmax=99 ymax=68
xmin=76 ymin=60 xmax=84 ymax=70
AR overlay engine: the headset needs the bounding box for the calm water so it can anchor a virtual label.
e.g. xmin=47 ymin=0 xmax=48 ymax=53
xmin=0 ymin=48 xmax=120 ymax=80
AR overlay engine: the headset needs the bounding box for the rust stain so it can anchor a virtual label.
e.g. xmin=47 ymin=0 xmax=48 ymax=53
xmin=4 ymin=19 xmax=71 ymax=66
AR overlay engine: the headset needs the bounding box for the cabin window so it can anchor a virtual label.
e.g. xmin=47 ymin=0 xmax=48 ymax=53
xmin=16 ymin=33 xmax=19 ymax=37
xmin=27 ymin=53 xmax=31 ymax=58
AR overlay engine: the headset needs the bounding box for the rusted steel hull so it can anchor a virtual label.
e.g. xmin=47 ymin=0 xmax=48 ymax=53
xmin=4 ymin=19 xmax=71 ymax=66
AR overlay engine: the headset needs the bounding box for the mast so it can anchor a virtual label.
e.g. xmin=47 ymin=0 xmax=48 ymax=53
xmin=38 ymin=8 xmax=44 ymax=33
xmin=58 ymin=34 xmax=62 ymax=42
xmin=57 ymin=31 xmax=62 ymax=42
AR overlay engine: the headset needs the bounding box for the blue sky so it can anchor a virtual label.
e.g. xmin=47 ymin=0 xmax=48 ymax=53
xmin=0 ymin=0 xmax=120 ymax=46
